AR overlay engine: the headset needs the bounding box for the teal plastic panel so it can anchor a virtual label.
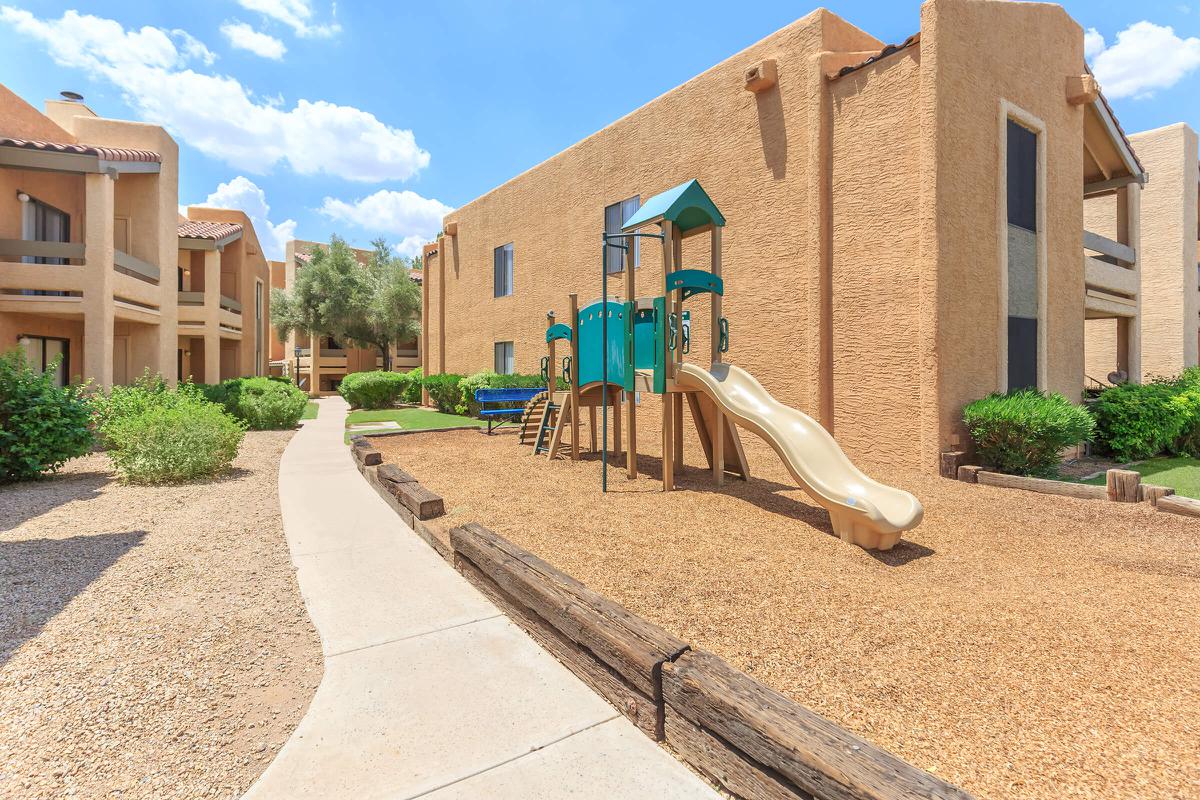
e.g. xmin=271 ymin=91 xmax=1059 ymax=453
xmin=652 ymin=297 xmax=665 ymax=394
xmin=620 ymin=179 xmax=726 ymax=233
xmin=665 ymin=268 xmax=723 ymax=300
xmin=623 ymin=301 xmax=635 ymax=392
xmin=577 ymin=300 xmax=627 ymax=387
xmin=545 ymin=323 xmax=572 ymax=343
xmin=633 ymin=306 xmax=657 ymax=372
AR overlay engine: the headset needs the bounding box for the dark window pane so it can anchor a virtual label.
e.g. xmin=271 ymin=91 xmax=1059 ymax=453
xmin=1007 ymin=120 xmax=1037 ymax=232
xmin=1007 ymin=316 xmax=1038 ymax=391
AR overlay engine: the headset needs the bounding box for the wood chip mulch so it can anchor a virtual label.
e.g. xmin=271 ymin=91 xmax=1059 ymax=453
xmin=371 ymin=425 xmax=1200 ymax=800
xmin=0 ymin=432 xmax=322 ymax=799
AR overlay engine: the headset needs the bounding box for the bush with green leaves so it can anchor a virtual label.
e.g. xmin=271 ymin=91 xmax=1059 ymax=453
xmin=423 ymin=373 xmax=464 ymax=413
xmin=401 ymin=367 xmax=423 ymax=404
xmin=202 ymin=376 xmax=307 ymax=429
xmin=1170 ymin=388 xmax=1200 ymax=458
xmin=337 ymin=370 xmax=413 ymax=409
xmin=962 ymin=389 xmax=1094 ymax=476
xmin=1089 ymin=380 xmax=1190 ymax=462
xmin=103 ymin=395 xmax=245 ymax=484
xmin=0 ymin=349 xmax=94 ymax=483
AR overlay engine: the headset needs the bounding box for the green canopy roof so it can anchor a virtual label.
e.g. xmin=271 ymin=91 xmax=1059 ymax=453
xmin=621 ymin=179 xmax=725 ymax=233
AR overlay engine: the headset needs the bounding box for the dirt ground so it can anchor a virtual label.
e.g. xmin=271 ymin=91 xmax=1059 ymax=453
xmin=0 ymin=432 xmax=322 ymax=799
xmin=372 ymin=428 xmax=1200 ymax=800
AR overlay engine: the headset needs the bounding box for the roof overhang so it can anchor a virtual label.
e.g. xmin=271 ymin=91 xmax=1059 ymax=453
xmin=178 ymin=228 xmax=243 ymax=251
xmin=1083 ymin=72 xmax=1147 ymax=196
xmin=0 ymin=140 xmax=161 ymax=176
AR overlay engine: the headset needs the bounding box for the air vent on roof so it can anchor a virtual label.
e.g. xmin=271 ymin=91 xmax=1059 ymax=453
xmin=60 ymin=91 xmax=84 ymax=102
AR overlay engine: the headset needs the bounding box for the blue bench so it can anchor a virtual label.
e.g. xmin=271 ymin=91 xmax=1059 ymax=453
xmin=475 ymin=387 xmax=543 ymax=434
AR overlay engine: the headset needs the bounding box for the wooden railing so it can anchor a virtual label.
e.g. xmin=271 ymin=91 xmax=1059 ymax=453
xmin=1083 ymin=230 xmax=1136 ymax=267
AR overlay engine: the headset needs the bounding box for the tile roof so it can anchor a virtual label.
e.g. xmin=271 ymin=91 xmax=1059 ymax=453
xmin=831 ymin=33 xmax=920 ymax=79
xmin=178 ymin=220 xmax=243 ymax=241
xmin=0 ymin=136 xmax=161 ymax=163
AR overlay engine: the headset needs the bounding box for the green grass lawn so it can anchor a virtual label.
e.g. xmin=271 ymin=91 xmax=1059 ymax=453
xmin=301 ymin=401 xmax=319 ymax=420
xmin=344 ymin=407 xmax=486 ymax=441
xmin=1080 ymin=456 xmax=1200 ymax=499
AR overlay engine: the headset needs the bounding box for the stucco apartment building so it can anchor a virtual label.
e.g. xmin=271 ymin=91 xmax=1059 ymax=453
xmin=273 ymin=239 xmax=421 ymax=395
xmin=0 ymin=84 xmax=270 ymax=388
xmin=422 ymin=0 xmax=1144 ymax=472
xmin=1086 ymin=123 xmax=1198 ymax=382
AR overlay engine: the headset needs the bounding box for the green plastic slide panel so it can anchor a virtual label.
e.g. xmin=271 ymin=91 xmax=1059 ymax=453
xmin=545 ymin=322 xmax=572 ymax=343
xmin=665 ymin=268 xmax=723 ymax=300
xmin=653 ymin=296 xmax=666 ymax=394
xmin=577 ymin=300 xmax=627 ymax=387
xmin=633 ymin=305 xmax=657 ymax=373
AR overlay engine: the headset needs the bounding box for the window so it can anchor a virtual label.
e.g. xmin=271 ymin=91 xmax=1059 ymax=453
xmin=255 ymin=280 xmax=264 ymax=376
xmin=20 ymin=194 xmax=70 ymax=296
xmin=18 ymin=335 xmax=69 ymax=388
xmin=1005 ymin=117 xmax=1039 ymax=391
xmin=493 ymin=243 xmax=514 ymax=297
xmin=494 ymin=341 xmax=514 ymax=374
xmin=604 ymin=196 xmax=641 ymax=273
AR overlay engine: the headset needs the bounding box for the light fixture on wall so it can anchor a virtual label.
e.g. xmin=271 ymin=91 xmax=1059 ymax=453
xmin=16 ymin=192 xmax=30 ymax=203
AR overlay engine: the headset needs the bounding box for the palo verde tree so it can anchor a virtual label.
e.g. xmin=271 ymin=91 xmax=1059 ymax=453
xmin=271 ymin=236 xmax=422 ymax=374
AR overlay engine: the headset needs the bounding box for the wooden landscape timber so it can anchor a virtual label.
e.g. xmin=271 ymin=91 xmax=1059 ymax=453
xmin=1157 ymin=494 xmax=1200 ymax=518
xmin=663 ymin=650 xmax=974 ymax=800
xmin=974 ymin=470 xmax=1108 ymax=500
xmin=1106 ymin=469 xmax=1141 ymax=502
xmin=353 ymin=450 xmax=980 ymax=800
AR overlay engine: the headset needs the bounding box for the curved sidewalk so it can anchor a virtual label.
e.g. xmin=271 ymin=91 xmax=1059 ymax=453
xmin=244 ymin=396 xmax=717 ymax=799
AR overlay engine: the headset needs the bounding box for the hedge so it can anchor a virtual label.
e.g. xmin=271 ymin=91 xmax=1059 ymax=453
xmin=962 ymin=389 xmax=1094 ymax=476
xmin=0 ymin=349 xmax=94 ymax=483
xmin=201 ymin=376 xmax=308 ymax=429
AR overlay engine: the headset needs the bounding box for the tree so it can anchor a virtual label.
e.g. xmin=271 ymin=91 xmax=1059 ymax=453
xmin=271 ymin=236 xmax=422 ymax=375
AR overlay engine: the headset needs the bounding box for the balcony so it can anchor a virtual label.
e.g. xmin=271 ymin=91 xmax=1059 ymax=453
xmin=0 ymin=239 xmax=85 ymax=265
xmin=296 ymin=348 xmax=348 ymax=372
xmin=1083 ymin=230 xmax=1137 ymax=318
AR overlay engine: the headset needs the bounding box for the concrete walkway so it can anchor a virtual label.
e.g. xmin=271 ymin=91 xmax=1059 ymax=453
xmin=244 ymin=396 xmax=717 ymax=799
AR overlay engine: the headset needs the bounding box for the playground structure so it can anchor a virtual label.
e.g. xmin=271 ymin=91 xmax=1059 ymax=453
xmin=519 ymin=179 xmax=923 ymax=551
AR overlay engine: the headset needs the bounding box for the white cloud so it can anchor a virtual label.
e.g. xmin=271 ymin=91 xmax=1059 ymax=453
xmin=1086 ymin=21 xmax=1200 ymax=99
xmin=319 ymin=189 xmax=452 ymax=257
xmin=1084 ymin=27 xmax=1106 ymax=60
xmin=236 ymin=0 xmax=340 ymax=38
xmin=220 ymin=20 xmax=286 ymax=60
xmin=192 ymin=175 xmax=297 ymax=260
xmin=173 ymin=29 xmax=216 ymax=65
xmin=0 ymin=7 xmax=429 ymax=182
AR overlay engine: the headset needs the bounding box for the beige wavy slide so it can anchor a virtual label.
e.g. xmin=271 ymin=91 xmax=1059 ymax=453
xmin=675 ymin=363 xmax=923 ymax=551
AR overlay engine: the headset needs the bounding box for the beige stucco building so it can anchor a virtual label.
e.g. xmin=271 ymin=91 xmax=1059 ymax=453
xmin=176 ymin=208 xmax=271 ymax=383
xmin=1086 ymin=123 xmax=1198 ymax=382
xmin=422 ymin=0 xmax=1144 ymax=472
xmin=275 ymin=239 xmax=422 ymax=395
xmin=0 ymin=84 xmax=271 ymax=389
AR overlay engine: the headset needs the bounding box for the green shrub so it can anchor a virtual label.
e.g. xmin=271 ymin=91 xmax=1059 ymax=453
xmin=90 ymin=370 xmax=188 ymax=428
xmin=402 ymin=367 xmax=423 ymax=404
xmin=962 ymin=389 xmax=1094 ymax=476
xmin=203 ymin=377 xmax=307 ymax=429
xmin=423 ymin=373 xmax=464 ymax=413
xmin=0 ymin=350 xmax=94 ymax=483
xmin=1169 ymin=387 xmax=1200 ymax=458
xmin=103 ymin=395 xmax=245 ymax=484
xmin=338 ymin=370 xmax=412 ymax=409
xmin=1090 ymin=380 xmax=1190 ymax=462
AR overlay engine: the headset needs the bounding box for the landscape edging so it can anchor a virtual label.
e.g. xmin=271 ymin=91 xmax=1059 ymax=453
xmin=953 ymin=462 xmax=1194 ymax=517
xmin=351 ymin=442 xmax=976 ymax=800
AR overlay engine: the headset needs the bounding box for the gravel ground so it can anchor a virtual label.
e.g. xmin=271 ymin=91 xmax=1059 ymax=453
xmin=0 ymin=432 xmax=322 ymax=799
xmin=372 ymin=427 xmax=1200 ymax=800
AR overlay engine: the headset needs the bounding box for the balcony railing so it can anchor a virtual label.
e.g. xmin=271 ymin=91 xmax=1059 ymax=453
xmin=177 ymin=291 xmax=242 ymax=313
xmin=1084 ymin=230 xmax=1138 ymax=318
xmin=0 ymin=239 xmax=85 ymax=264
xmin=114 ymin=249 xmax=159 ymax=283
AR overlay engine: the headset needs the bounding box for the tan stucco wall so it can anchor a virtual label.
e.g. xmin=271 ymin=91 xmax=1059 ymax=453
xmin=0 ymin=85 xmax=77 ymax=142
xmin=0 ymin=314 xmax=84 ymax=381
xmin=921 ymin=0 xmax=1086 ymax=453
xmin=1129 ymin=123 xmax=1199 ymax=378
xmin=424 ymin=0 xmax=1100 ymax=471
xmin=429 ymin=9 xmax=882 ymax=447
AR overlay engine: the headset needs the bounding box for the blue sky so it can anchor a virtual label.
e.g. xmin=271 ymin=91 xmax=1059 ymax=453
xmin=1 ymin=1 xmax=1197 ymax=260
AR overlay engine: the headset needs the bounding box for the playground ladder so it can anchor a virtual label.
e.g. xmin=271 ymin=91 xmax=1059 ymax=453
xmin=533 ymin=401 xmax=559 ymax=455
